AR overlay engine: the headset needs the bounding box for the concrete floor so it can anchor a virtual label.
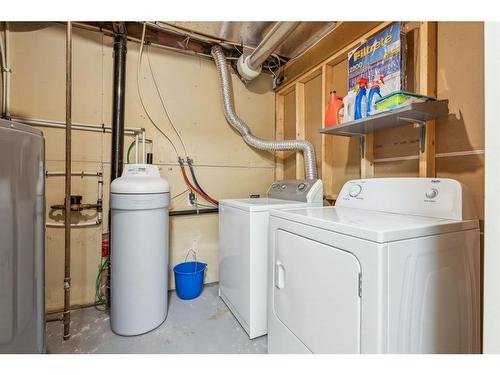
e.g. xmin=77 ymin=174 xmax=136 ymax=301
xmin=46 ymin=283 xmax=267 ymax=354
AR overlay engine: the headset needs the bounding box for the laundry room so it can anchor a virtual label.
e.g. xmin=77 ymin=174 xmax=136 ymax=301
xmin=2 ymin=1 xmax=500 ymax=372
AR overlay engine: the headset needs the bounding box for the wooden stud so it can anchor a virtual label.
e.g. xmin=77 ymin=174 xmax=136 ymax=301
xmin=274 ymin=22 xmax=396 ymax=187
xmin=418 ymin=22 xmax=437 ymax=177
xmin=360 ymin=133 xmax=374 ymax=178
xmin=275 ymin=93 xmax=285 ymax=181
xmin=321 ymin=64 xmax=335 ymax=196
xmin=295 ymin=82 xmax=306 ymax=180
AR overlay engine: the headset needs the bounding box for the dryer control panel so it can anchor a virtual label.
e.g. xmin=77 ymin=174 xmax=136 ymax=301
xmin=267 ymin=179 xmax=323 ymax=204
xmin=336 ymin=178 xmax=476 ymax=220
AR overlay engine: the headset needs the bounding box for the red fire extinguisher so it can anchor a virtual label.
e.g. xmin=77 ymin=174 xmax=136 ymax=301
xmin=325 ymin=90 xmax=344 ymax=127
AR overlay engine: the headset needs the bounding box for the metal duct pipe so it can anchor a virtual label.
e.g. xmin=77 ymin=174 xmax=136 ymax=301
xmin=212 ymin=45 xmax=317 ymax=180
xmin=63 ymin=21 xmax=72 ymax=341
xmin=111 ymin=24 xmax=127 ymax=182
xmin=237 ymin=22 xmax=299 ymax=81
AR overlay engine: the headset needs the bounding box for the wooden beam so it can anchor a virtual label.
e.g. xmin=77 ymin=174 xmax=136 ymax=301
xmin=85 ymin=21 xmax=214 ymax=55
xmin=418 ymin=22 xmax=437 ymax=177
xmin=275 ymin=94 xmax=285 ymax=181
xmin=277 ymin=22 xmax=390 ymax=94
xmin=360 ymin=133 xmax=375 ymax=178
xmin=321 ymin=65 xmax=335 ymax=196
xmin=295 ymin=82 xmax=306 ymax=180
xmin=281 ymin=22 xmax=383 ymax=86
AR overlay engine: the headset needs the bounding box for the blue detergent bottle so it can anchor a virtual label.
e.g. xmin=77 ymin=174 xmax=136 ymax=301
xmin=367 ymin=75 xmax=385 ymax=116
xmin=354 ymin=77 xmax=369 ymax=120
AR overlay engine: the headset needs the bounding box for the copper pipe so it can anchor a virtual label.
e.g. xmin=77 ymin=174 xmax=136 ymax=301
xmin=63 ymin=21 xmax=72 ymax=341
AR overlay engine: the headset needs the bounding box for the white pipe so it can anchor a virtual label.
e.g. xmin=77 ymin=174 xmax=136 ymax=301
xmin=142 ymin=133 xmax=146 ymax=163
xmin=135 ymin=133 xmax=139 ymax=163
xmin=46 ymin=219 xmax=101 ymax=228
xmin=11 ymin=115 xmax=143 ymax=135
xmin=237 ymin=22 xmax=299 ymax=81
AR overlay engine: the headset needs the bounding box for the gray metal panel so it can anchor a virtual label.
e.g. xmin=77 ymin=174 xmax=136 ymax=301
xmin=166 ymin=21 xmax=336 ymax=59
xmin=267 ymin=179 xmax=316 ymax=202
xmin=0 ymin=119 xmax=45 ymax=353
xmin=320 ymin=100 xmax=449 ymax=137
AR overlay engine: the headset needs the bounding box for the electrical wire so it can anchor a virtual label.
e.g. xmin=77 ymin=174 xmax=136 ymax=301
xmin=171 ymin=188 xmax=190 ymax=200
xmin=146 ymin=45 xmax=189 ymax=157
xmin=137 ymin=22 xmax=181 ymax=158
xmin=138 ymin=22 xmax=218 ymax=205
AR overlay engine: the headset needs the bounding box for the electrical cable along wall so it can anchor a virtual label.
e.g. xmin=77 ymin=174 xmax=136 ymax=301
xmin=7 ymin=22 xmax=277 ymax=309
xmin=136 ymin=22 xmax=218 ymax=207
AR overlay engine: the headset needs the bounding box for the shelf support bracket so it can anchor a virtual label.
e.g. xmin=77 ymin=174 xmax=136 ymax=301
xmin=397 ymin=116 xmax=428 ymax=153
xmin=419 ymin=123 xmax=427 ymax=153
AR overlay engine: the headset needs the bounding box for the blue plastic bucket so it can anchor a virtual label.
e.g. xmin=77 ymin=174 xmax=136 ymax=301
xmin=173 ymin=261 xmax=207 ymax=300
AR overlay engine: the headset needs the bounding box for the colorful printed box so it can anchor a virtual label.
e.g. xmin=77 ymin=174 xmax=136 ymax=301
xmin=348 ymin=22 xmax=403 ymax=97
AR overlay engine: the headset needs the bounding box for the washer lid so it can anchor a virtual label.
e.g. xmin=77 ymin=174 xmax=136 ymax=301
xmin=220 ymin=197 xmax=313 ymax=212
xmin=111 ymin=164 xmax=169 ymax=194
xmin=270 ymin=206 xmax=479 ymax=243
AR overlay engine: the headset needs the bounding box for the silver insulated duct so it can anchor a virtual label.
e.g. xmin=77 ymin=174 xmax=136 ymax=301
xmin=211 ymin=45 xmax=318 ymax=180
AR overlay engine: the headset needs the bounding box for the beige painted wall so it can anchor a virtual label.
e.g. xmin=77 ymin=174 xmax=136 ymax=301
xmin=7 ymin=22 xmax=275 ymax=311
xmin=283 ymin=22 xmax=484 ymax=223
xmin=373 ymin=22 xmax=485 ymax=222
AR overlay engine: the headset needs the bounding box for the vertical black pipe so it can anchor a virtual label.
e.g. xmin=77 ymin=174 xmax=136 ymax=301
xmin=109 ymin=24 xmax=127 ymax=308
xmin=111 ymin=28 xmax=127 ymax=182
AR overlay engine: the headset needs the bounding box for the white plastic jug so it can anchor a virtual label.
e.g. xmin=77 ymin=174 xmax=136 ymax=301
xmin=342 ymin=90 xmax=356 ymax=123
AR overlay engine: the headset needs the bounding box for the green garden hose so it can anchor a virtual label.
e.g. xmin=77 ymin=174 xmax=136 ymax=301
xmin=95 ymin=257 xmax=110 ymax=305
xmin=126 ymin=138 xmax=153 ymax=164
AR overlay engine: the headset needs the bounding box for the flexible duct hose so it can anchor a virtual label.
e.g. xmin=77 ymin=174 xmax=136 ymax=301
xmin=211 ymin=45 xmax=318 ymax=180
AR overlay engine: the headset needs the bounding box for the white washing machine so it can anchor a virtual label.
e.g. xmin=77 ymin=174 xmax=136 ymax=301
xmin=267 ymin=178 xmax=481 ymax=354
xmin=219 ymin=179 xmax=323 ymax=339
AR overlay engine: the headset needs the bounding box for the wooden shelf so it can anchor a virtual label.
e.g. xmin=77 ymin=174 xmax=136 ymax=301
xmin=320 ymin=99 xmax=449 ymax=137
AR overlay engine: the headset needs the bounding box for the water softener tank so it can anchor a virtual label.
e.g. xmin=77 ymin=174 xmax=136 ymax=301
xmin=110 ymin=164 xmax=170 ymax=336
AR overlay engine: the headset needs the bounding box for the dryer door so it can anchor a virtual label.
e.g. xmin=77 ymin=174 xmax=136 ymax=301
xmin=273 ymin=229 xmax=362 ymax=353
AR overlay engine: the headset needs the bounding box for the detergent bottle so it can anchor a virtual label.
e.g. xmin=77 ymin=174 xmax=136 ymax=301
xmin=367 ymin=75 xmax=385 ymax=116
xmin=342 ymin=90 xmax=356 ymax=123
xmin=325 ymin=90 xmax=344 ymax=127
xmin=354 ymin=77 xmax=369 ymax=120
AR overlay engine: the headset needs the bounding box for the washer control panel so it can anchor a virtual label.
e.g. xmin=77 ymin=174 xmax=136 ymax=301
xmin=336 ymin=178 xmax=475 ymax=220
xmin=268 ymin=179 xmax=323 ymax=204
xmin=425 ymin=188 xmax=439 ymax=200
xmin=348 ymin=184 xmax=362 ymax=197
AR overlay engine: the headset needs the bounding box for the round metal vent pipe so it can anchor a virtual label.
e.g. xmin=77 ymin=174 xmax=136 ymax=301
xmin=237 ymin=22 xmax=299 ymax=81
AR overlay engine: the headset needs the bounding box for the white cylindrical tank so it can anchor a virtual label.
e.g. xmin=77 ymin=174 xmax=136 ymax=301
xmin=110 ymin=164 xmax=170 ymax=336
